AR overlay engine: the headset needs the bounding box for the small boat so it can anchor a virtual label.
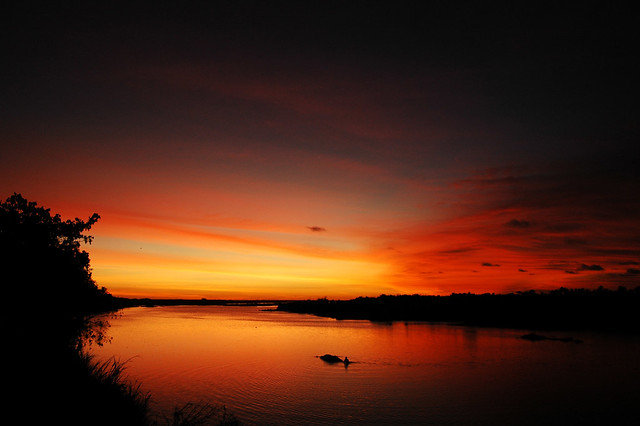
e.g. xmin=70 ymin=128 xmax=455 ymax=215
xmin=318 ymin=354 xmax=350 ymax=365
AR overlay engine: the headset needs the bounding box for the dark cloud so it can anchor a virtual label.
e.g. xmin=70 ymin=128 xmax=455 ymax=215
xmin=459 ymin=155 xmax=640 ymax=226
xmin=620 ymin=261 xmax=640 ymax=265
xmin=626 ymin=268 xmax=640 ymax=275
xmin=481 ymin=262 xmax=500 ymax=267
xmin=563 ymin=264 xmax=605 ymax=274
xmin=307 ymin=226 xmax=326 ymax=232
xmin=454 ymin=154 xmax=640 ymax=284
xmin=505 ymin=219 xmax=531 ymax=228
xmin=518 ymin=269 xmax=528 ymax=272
xmin=578 ymin=264 xmax=604 ymax=271
xmin=439 ymin=247 xmax=479 ymax=254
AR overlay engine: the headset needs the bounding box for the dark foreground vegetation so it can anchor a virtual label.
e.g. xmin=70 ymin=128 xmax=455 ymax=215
xmin=2 ymin=193 xmax=238 ymax=425
xmin=277 ymin=287 xmax=640 ymax=332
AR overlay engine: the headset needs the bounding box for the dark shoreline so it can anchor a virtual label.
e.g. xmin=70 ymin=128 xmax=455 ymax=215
xmin=111 ymin=298 xmax=290 ymax=309
xmin=107 ymin=287 xmax=640 ymax=333
xmin=275 ymin=287 xmax=640 ymax=333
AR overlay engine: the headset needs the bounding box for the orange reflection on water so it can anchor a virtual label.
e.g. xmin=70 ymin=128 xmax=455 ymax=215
xmin=90 ymin=305 xmax=640 ymax=425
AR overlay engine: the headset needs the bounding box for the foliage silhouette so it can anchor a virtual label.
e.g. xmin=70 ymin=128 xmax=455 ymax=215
xmin=2 ymin=193 xmax=240 ymax=425
xmin=1 ymin=193 xmax=138 ymax=423
xmin=1 ymin=192 xmax=115 ymax=349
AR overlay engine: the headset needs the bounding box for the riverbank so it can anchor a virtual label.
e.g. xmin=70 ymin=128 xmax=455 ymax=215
xmin=112 ymin=298 xmax=288 ymax=308
xmin=276 ymin=287 xmax=640 ymax=332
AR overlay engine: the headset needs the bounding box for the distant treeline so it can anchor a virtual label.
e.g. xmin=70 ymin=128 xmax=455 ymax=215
xmin=112 ymin=298 xmax=286 ymax=308
xmin=277 ymin=287 xmax=640 ymax=332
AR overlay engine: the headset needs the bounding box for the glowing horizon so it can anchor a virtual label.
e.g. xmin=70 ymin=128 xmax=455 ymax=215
xmin=3 ymin=4 xmax=638 ymax=299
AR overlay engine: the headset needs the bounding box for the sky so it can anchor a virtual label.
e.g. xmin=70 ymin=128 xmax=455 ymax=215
xmin=2 ymin=2 xmax=639 ymax=299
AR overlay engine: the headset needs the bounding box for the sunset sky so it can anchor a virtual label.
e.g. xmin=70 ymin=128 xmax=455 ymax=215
xmin=3 ymin=2 xmax=639 ymax=299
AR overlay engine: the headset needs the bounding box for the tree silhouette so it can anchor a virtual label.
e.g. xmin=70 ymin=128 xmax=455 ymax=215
xmin=1 ymin=193 xmax=113 ymax=348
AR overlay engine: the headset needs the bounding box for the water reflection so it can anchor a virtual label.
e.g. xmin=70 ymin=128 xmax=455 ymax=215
xmin=90 ymin=305 xmax=640 ymax=425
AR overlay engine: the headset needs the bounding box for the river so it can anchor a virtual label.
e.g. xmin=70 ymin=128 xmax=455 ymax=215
xmin=89 ymin=305 xmax=639 ymax=425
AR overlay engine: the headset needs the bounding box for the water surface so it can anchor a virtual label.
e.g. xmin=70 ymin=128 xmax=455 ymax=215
xmin=90 ymin=305 xmax=639 ymax=425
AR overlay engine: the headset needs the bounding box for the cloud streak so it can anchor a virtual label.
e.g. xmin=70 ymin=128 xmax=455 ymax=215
xmin=2 ymin=3 xmax=638 ymax=298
